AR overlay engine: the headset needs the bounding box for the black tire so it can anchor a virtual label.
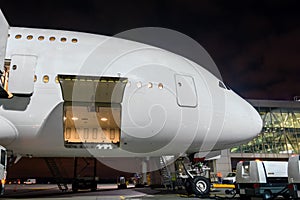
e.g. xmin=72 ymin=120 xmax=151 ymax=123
xmin=192 ymin=176 xmax=210 ymax=196
xmin=263 ymin=190 xmax=272 ymax=200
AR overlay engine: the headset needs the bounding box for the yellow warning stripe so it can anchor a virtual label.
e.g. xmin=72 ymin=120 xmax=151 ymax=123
xmin=212 ymin=183 xmax=235 ymax=189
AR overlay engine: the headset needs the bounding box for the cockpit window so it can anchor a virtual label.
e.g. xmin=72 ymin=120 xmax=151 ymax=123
xmin=218 ymin=81 xmax=226 ymax=89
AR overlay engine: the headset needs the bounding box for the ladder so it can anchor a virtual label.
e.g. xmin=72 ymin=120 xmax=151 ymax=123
xmin=160 ymin=156 xmax=173 ymax=190
xmin=44 ymin=158 xmax=68 ymax=191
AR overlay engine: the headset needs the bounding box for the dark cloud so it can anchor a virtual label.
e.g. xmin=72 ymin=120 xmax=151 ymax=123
xmin=0 ymin=0 xmax=299 ymax=100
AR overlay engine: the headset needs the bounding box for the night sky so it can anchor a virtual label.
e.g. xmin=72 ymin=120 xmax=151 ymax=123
xmin=1 ymin=0 xmax=299 ymax=100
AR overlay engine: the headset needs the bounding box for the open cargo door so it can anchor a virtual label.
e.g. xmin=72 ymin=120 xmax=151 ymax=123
xmin=58 ymin=75 xmax=128 ymax=149
xmin=58 ymin=75 xmax=127 ymax=103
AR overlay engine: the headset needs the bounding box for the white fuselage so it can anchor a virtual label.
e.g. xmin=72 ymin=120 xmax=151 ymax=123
xmin=0 ymin=27 xmax=262 ymax=158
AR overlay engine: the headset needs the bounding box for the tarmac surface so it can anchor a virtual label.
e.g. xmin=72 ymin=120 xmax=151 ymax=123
xmin=2 ymin=184 xmax=238 ymax=200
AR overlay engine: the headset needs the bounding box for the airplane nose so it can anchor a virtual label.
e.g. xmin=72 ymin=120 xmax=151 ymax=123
xmin=248 ymin=102 xmax=263 ymax=136
xmin=221 ymin=92 xmax=263 ymax=146
xmin=0 ymin=116 xmax=17 ymax=146
xmin=236 ymin=97 xmax=263 ymax=141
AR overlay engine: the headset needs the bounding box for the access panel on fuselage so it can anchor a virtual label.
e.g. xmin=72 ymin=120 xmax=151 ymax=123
xmin=8 ymin=55 xmax=37 ymax=95
xmin=175 ymin=74 xmax=198 ymax=107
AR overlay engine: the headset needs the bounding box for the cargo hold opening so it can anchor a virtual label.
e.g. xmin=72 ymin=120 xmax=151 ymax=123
xmin=58 ymin=75 xmax=127 ymax=149
xmin=64 ymin=102 xmax=121 ymax=148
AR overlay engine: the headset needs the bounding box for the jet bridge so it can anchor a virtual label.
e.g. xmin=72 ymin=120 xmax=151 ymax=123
xmin=58 ymin=75 xmax=127 ymax=149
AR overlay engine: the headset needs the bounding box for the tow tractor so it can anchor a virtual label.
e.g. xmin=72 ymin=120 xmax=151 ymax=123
xmin=177 ymin=157 xmax=211 ymax=197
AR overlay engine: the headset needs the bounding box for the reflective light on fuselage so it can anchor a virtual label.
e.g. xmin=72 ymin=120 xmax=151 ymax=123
xmin=72 ymin=117 xmax=78 ymax=121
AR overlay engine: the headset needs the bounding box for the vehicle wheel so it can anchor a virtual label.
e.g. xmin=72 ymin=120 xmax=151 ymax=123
xmin=263 ymin=190 xmax=272 ymax=200
xmin=192 ymin=176 xmax=210 ymax=196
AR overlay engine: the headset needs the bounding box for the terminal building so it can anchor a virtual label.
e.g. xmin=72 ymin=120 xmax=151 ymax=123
xmin=216 ymin=99 xmax=300 ymax=176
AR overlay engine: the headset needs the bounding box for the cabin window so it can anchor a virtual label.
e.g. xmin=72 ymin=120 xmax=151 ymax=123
xmin=71 ymin=38 xmax=78 ymax=43
xmin=148 ymin=82 xmax=153 ymax=88
xmin=43 ymin=75 xmax=49 ymax=83
xmin=15 ymin=34 xmax=22 ymax=39
xmin=60 ymin=37 xmax=67 ymax=42
xmin=218 ymin=81 xmax=226 ymax=89
xmin=27 ymin=35 xmax=33 ymax=40
xmin=38 ymin=36 xmax=44 ymax=41
xmin=49 ymin=37 xmax=56 ymax=41
xmin=158 ymin=83 xmax=163 ymax=89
